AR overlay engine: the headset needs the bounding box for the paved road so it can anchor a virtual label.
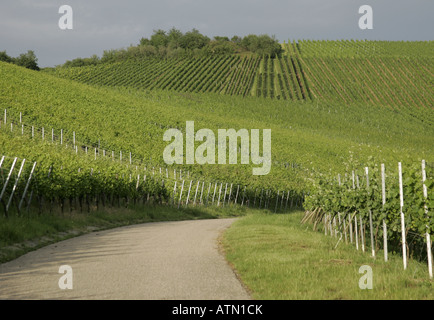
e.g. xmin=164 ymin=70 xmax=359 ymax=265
xmin=0 ymin=218 xmax=250 ymax=300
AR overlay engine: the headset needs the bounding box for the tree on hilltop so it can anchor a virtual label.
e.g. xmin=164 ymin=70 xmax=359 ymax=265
xmin=0 ymin=50 xmax=40 ymax=70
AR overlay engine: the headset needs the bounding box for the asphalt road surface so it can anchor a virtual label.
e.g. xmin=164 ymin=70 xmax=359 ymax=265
xmin=0 ymin=218 xmax=251 ymax=300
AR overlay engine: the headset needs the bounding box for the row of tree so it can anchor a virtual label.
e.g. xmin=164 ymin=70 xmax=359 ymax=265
xmin=140 ymin=28 xmax=283 ymax=56
xmin=0 ymin=50 xmax=39 ymax=70
xmin=61 ymin=28 xmax=283 ymax=68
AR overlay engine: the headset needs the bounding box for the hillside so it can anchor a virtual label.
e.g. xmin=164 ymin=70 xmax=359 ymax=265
xmin=44 ymin=41 xmax=433 ymax=119
xmin=2 ymin=51 xmax=433 ymax=190
xmin=0 ymin=40 xmax=432 ymax=215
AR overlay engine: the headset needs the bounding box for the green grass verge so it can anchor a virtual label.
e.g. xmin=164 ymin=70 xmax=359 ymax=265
xmin=222 ymin=211 xmax=433 ymax=300
xmin=0 ymin=204 xmax=248 ymax=264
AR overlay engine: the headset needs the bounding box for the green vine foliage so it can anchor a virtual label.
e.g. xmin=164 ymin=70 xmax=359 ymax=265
xmin=0 ymin=130 xmax=168 ymax=209
xmin=305 ymin=159 xmax=433 ymax=259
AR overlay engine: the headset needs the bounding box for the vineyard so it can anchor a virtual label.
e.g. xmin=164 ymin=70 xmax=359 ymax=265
xmin=46 ymin=55 xmax=262 ymax=98
xmin=1 ymin=39 xmax=433 ymax=278
xmin=0 ymin=110 xmax=305 ymax=217
xmin=46 ymin=50 xmax=313 ymax=101
xmin=46 ymin=40 xmax=433 ymax=112
xmin=295 ymin=40 xmax=433 ymax=58
xmin=302 ymin=159 xmax=433 ymax=277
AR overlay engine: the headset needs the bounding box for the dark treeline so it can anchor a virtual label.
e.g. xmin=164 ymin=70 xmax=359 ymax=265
xmin=0 ymin=50 xmax=40 ymax=71
xmin=61 ymin=28 xmax=283 ymax=68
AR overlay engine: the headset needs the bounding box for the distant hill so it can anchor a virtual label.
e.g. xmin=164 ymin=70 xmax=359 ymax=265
xmin=45 ymin=40 xmax=433 ymax=122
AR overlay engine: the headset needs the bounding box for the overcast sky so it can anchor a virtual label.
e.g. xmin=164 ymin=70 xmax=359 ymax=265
xmin=0 ymin=0 xmax=432 ymax=67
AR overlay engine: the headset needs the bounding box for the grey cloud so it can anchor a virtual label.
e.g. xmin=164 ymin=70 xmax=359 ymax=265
xmin=0 ymin=0 xmax=432 ymax=67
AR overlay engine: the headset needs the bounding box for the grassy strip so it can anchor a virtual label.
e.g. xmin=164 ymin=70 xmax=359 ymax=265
xmin=0 ymin=204 xmax=248 ymax=264
xmin=222 ymin=211 xmax=433 ymax=300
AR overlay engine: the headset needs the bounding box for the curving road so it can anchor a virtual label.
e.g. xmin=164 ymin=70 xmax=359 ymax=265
xmin=0 ymin=218 xmax=250 ymax=300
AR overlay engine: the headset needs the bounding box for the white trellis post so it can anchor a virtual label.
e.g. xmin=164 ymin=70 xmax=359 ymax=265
xmin=178 ymin=180 xmax=185 ymax=209
xmin=337 ymin=212 xmax=343 ymax=241
xmin=360 ymin=215 xmax=365 ymax=252
xmin=324 ymin=215 xmax=328 ymax=236
xmin=227 ymin=183 xmax=233 ymax=205
xmin=199 ymin=181 xmax=205 ymax=205
xmin=355 ymin=172 xmax=364 ymax=252
xmin=0 ymin=157 xmax=18 ymax=204
xmin=217 ymin=183 xmax=223 ymax=207
xmin=285 ymin=190 xmax=290 ymax=211
xmin=333 ymin=216 xmax=337 ymax=238
xmin=6 ymin=159 xmax=26 ymax=213
xmin=365 ymin=167 xmax=375 ymax=258
xmin=355 ymin=214 xmax=359 ymax=250
xmin=241 ymin=186 xmax=246 ymax=207
xmin=234 ymin=185 xmax=240 ymax=205
xmin=172 ymin=181 xmax=177 ymax=205
xmin=349 ymin=171 xmax=356 ymax=244
xmin=136 ymin=174 xmax=140 ymax=190
xmin=381 ymin=164 xmax=388 ymax=262
xmin=398 ymin=162 xmax=407 ymax=270
xmin=18 ymin=161 xmax=37 ymax=212
xmin=185 ymin=180 xmax=193 ymax=206
xmin=206 ymin=182 xmax=211 ymax=205
xmin=222 ymin=183 xmax=228 ymax=207
xmin=422 ymin=160 xmax=433 ymax=279
xmin=212 ymin=183 xmax=217 ymax=205
xmin=338 ymin=175 xmax=345 ymax=242
xmin=193 ymin=181 xmax=200 ymax=205
xmin=329 ymin=213 xmax=332 ymax=236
